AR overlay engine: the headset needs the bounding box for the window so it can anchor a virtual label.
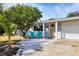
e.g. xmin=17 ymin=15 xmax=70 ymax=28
xmin=34 ymin=25 xmax=43 ymax=31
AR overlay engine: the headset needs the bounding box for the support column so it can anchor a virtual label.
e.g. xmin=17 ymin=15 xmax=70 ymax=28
xmin=55 ymin=21 xmax=58 ymax=40
xmin=43 ymin=22 xmax=45 ymax=38
xmin=49 ymin=24 xmax=50 ymax=37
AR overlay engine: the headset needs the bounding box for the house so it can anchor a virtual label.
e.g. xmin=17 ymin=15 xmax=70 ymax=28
xmin=26 ymin=16 xmax=79 ymax=40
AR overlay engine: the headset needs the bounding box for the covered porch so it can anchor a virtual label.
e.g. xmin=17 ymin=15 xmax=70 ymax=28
xmin=34 ymin=21 xmax=59 ymax=40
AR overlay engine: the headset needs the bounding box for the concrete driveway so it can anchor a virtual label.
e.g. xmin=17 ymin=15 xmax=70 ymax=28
xmin=16 ymin=39 xmax=51 ymax=56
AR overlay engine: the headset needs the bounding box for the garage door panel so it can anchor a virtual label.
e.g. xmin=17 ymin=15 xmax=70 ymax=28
xmin=62 ymin=20 xmax=79 ymax=39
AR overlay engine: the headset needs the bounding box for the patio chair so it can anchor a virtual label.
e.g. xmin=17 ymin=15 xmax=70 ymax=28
xmin=31 ymin=32 xmax=35 ymax=39
xmin=37 ymin=31 xmax=42 ymax=38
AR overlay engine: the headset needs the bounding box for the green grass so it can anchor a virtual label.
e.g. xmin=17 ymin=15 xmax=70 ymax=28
xmin=0 ymin=41 xmax=7 ymax=46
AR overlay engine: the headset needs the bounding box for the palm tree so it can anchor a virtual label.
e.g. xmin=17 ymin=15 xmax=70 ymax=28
xmin=0 ymin=3 xmax=17 ymax=55
xmin=0 ymin=14 xmax=16 ymax=55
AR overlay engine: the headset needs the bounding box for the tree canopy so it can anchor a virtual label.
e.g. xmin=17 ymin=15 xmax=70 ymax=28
xmin=48 ymin=18 xmax=56 ymax=20
xmin=4 ymin=4 xmax=42 ymax=38
xmin=67 ymin=11 xmax=79 ymax=17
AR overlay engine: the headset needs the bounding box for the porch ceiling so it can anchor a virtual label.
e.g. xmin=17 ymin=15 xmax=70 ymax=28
xmin=48 ymin=22 xmax=55 ymax=25
xmin=35 ymin=20 xmax=56 ymax=26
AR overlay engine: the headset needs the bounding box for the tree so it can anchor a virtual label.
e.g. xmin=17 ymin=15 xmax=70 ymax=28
xmin=67 ymin=11 xmax=79 ymax=17
xmin=0 ymin=3 xmax=12 ymax=48
xmin=0 ymin=14 xmax=16 ymax=54
xmin=0 ymin=14 xmax=16 ymax=55
xmin=4 ymin=4 xmax=42 ymax=39
xmin=0 ymin=4 xmax=17 ymax=55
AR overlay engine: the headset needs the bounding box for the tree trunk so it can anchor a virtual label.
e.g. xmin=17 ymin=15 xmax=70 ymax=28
xmin=22 ymin=32 xmax=26 ymax=39
xmin=8 ymin=35 xmax=11 ymax=47
xmin=8 ymin=35 xmax=11 ymax=55
xmin=21 ymin=29 xmax=29 ymax=39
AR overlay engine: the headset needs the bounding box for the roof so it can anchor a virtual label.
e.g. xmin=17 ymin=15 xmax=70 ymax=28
xmin=57 ymin=16 xmax=79 ymax=22
xmin=37 ymin=16 xmax=79 ymax=24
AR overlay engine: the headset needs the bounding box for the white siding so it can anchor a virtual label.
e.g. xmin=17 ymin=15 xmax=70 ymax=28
xmin=62 ymin=20 xmax=79 ymax=39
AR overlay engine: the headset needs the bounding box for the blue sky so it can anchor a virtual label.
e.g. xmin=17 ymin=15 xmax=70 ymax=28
xmin=4 ymin=3 xmax=79 ymax=21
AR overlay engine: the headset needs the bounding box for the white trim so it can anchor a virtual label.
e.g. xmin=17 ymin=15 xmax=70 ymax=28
xmin=43 ymin=22 xmax=45 ymax=38
xmin=37 ymin=16 xmax=79 ymax=24
xmin=49 ymin=24 xmax=50 ymax=37
xmin=55 ymin=21 xmax=58 ymax=40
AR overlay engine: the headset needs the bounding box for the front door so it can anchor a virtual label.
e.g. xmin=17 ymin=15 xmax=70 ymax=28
xmin=50 ymin=24 xmax=55 ymax=38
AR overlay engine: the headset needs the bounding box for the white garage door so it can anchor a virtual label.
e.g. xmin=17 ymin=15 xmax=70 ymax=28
xmin=62 ymin=20 xmax=79 ymax=39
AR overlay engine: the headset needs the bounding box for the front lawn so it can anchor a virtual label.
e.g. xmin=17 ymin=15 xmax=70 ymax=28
xmin=0 ymin=35 xmax=23 ymax=46
xmin=0 ymin=36 xmax=23 ymax=41
xmin=0 ymin=40 xmax=21 ymax=46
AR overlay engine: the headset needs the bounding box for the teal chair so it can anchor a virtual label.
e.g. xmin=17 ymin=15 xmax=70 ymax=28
xmin=37 ymin=32 xmax=42 ymax=38
xmin=31 ymin=32 xmax=35 ymax=38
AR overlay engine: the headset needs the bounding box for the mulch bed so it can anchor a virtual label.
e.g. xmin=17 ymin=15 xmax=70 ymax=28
xmin=0 ymin=45 xmax=20 ymax=56
xmin=0 ymin=40 xmax=21 ymax=56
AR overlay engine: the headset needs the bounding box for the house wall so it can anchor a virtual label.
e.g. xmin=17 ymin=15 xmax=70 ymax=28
xmin=61 ymin=20 xmax=79 ymax=39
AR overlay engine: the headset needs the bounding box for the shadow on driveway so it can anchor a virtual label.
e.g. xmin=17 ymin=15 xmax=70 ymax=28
xmin=16 ymin=39 xmax=48 ymax=56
